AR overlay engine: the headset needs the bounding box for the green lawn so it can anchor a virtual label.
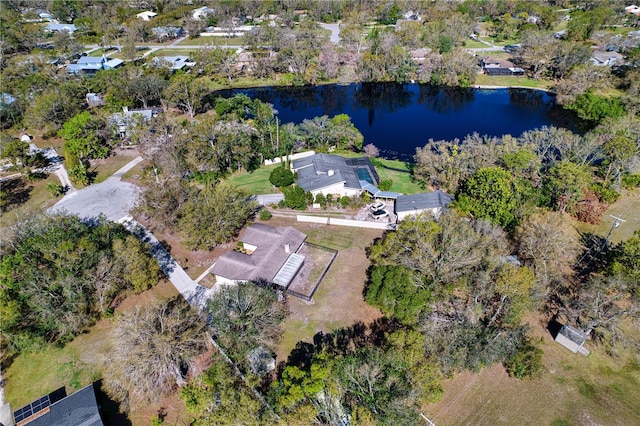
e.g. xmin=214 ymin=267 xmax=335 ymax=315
xmin=225 ymin=163 xmax=279 ymax=195
xmin=149 ymin=48 xmax=199 ymax=58
xmin=464 ymin=39 xmax=490 ymax=48
xmin=374 ymin=158 xmax=425 ymax=194
xmin=475 ymin=74 xmax=554 ymax=89
xmin=574 ymin=188 xmax=640 ymax=244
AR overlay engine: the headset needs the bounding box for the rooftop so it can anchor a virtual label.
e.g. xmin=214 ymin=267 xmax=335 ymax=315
xmin=395 ymin=191 xmax=454 ymax=213
xmin=293 ymin=154 xmax=379 ymax=192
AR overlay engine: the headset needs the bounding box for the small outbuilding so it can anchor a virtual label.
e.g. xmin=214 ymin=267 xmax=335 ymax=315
xmin=555 ymin=324 xmax=590 ymax=356
xmin=395 ymin=191 xmax=453 ymax=221
xmin=136 ymin=10 xmax=157 ymax=21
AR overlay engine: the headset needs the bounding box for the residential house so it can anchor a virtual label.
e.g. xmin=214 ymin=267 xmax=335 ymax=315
xmin=110 ymin=106 xmax=158 ymax=139
xmin=555 ymin=324 xmax=590 ymax=355
xmin=85 ymin=93 xmax=105 ymax=107
xmin=150 ymin=55 xmax=193 ymax=71
xmin=480 ymin=57 xmax=525 ymax=76
xmin=403 ymin=10 xmax=421 ymax=21
xmin=192 ymin=6 xmax=215 ymax=20
xmin=211 ymin=223 xmax=307 ymax=288
xmin=0 ymin=93 xmax=17 ymax=108
xmin=136 ymin=10 xmax=157 ymax=21
xmin=394 ymin=191 xmax=454 ymax=221
xmin=409 ymin=48 xmax=431 ymax=64
xmin=67 ymin=55 xmax=123 ymax=75
xmin=590 ymin=50 xmax=624 ymax=66
xmin=236 ymin=51 xmax=255 ymax=71
xmin=44 ymin=23 xmax=77 ymax=33
xmin=291 ymin=153 xmax=380 ymax=198
xmin=11 ymin=383 xmax=104 ymax=426
xmin=151 ymin=26 xmax=184 ymax=40
xmin=625 ymin=5 xmax=640 ymax=16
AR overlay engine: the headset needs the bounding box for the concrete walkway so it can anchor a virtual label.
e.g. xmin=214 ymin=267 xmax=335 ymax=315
xmin=117 ymin=216 xmax=214 ymax=309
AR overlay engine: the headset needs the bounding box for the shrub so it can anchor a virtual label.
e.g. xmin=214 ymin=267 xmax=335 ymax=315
xmin=622 ymin=174 xmax=640 ymax=189
xmin=269 ymin=167 xmax=295 ymax=187
xmin=340 ymin=196 xmax=350 ymax=208
xmin=46 ymin=182 xmax=65 ymax=197
xmin=282 ymin=186 xmax=307 ymax=210
xmin=504 ymin=338 xmax=544 ymax=380
xmin=259 ymin=208 xmax=272 ymax=221
xmin=378 ymin=179 xmax=393 ymax=191
xmin=315 ymin=193 xmax=327 ymax=208
xmin=591 ymin=183 xmax=620 ymax=204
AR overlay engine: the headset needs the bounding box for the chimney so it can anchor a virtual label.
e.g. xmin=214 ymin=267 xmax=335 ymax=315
xmin=328 ymin=169 xmax=334 ymax=176
xmin=285 ymin=243 xmax=290 ymax=253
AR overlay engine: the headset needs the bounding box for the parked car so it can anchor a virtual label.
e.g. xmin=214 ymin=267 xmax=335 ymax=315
xmin=503 ymin=44 xmax=520 ymax=53
xmin=370 ymin=201 xmax=385 ymax=211
xmin=371 ymin=209 xmax=389 ymax=220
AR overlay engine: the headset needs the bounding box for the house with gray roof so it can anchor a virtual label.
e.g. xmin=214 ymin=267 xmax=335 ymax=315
xmin=12 ymin=383 xmax=103 ymax=426
xmin=394 ymin=191 xmax=454 ymax=221
xmin=211 ymin=223 xmax=307 ymax=288
xmin=110 ymin=106 xmax=159 ymax=139
xmin=45 ymin=23 xmax=77 ymax=33
xmin=590 ymin=50 xmax=624 ymax=66
xmin=150 ymin=55 xmax=193 ymax=71
xmin=67 ymin=55 xmax=123 ymax=75
xmin=291 ymin=153 xmax=379 ymax=198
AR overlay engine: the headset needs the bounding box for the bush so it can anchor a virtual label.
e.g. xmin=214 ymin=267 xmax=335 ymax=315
xmin=282 ymin=186 xmax=307 ymax=210
xmin=315 ymin=193 xmax=327 ymax=208
xmin=340 ymin=196 xmax=350 ymax=208
xmin=378 ymin=179 xmax=393 ymax=191
xmin=269 ymin=166 xmax=295 ymax=187
xmin=504 ymin=338 xmax=544 ymax=380
xmin=258 ymin=208 xmax=272 ymax=221
xmin=592 ymin=183 xmax=620 ymax=204
xmin=622 ymin=174 xmax=640 ymax=189
xmin=46 ymin=182 xmax=65 ymax=197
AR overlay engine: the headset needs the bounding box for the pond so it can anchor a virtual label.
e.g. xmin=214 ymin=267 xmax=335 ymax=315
xmin=215 ymin=83 xmax=577 ymax=161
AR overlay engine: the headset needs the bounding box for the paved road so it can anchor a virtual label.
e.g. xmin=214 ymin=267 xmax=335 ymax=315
xmin=320 ymin=22 xmax=341 ymax=44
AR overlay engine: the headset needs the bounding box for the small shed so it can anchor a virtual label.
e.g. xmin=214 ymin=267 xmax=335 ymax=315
xmin=555 ymin=324 xmax=590 ymax=356
xmin=395 ymin=191 xmax=453 ymax=221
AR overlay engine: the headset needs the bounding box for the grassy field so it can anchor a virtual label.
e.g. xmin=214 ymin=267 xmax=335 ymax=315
xmin=271 ymin=216 xmax=383 ymax=362
xmin=178 ymin=36 xmax=244 ymax=47
xmin=225 ymin=163 xmax=279 ymax=194
xmin=374 ymin=157 xmax=425 ymax=194
xmin=574 ymin=188 xmax=640 ymax=244
xmin=0 ymin=174 xmax=59 ymax=229
xmin=475 ymin=74 xmax=555 ymax=89
xmin=91 ymin=152 xmax=140 ymax=184
xmin=424 ymin=318 xmax=640 ymax=426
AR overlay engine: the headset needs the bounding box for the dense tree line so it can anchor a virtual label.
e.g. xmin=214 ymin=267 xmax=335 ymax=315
xmin=0 ymin=213 xmax=160 ymax=359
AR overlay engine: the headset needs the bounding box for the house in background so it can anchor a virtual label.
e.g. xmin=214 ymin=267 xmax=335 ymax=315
xmin=192 ymin=6 xmax=215 ymax=20
xmin=44 ymin=23 xmax=76 ymax=33
xmin=86 ymin=93 xmax=105 ymax=107
xmin=110 ymin=106 xmax=159 ymax=139
xmin=211 ymin=223 xmax=307 ymax=288
xmin=150 ymin=55 xmax=193 ymax=71
xmin=67 ymin=56 xmax=123 ymax=75
xmin=292 ymin=153 xmax=380 ymax=198
xmin=480 ymin=57 xmax=525 ymax=76
xmin=409 ymin=48 xmax=431 ymax=64
xmin=151 ymin=26 xmax=184 ymax=40
xmin=590 ymin=50 xmax=624 ymax=66
xmin=136 ymin=10 xmax=157 ymax=21
xmin=394 ymin=191 xmax=454 ymax=221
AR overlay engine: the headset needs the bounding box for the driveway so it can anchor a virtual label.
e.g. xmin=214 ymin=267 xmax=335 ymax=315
xmin=49 ymin=157 xmax=142 ymax=221
xmin=320 ymin=22 xmax=341 ymax=44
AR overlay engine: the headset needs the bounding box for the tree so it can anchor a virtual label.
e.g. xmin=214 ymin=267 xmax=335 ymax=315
xmin=457 ymin=167 xmax=517 ymax=228
xmin=178 ymin=183 xmax=256 ymax=251
xmin=365 ymin=265 xmax=430 ymax=325
xmin=24 ymin=84 xmax=85 ymax=133
xmin=269 ymin=166 xmax=294 ymax=187
xmin=51 ymin=0 xmax=78 ymax=22
xmin=504 ymin=338 xmax=543 ymax=379
xmin=0 ymin=213 xmax=158 ymax=356
xmin=112 ymin=235 xmax=161 ymax=293
xmin=282 ymin=186 xmax=308 ymax=210
xmin=369 ymin=211 xmax=509 ymax=286
xmin=516 ymin=30 xmax=555 ymax=79
xmin=544 ymin=161 xmax=591 ymax=213
xmin=329 ymin=114 xmax=363 ymax=151
xmin=104 ymin=297 xmax=209 ymax=411
xmin=58 ymin=112 xmax=110 ymax=161
xmin=363 ymin=143 xmax=379 ymax=158
xmin=0 ymin=137 xmax=29 ymax=169
xmin=206 ymin=282 xmax=288 ymax=362
xmin=515 ymin=211 xmax=581 ymax=287
xmin=163 ymin=74 xmax=209 ymax=117
xmin=566 ymin=92 xmax=626 ymax=125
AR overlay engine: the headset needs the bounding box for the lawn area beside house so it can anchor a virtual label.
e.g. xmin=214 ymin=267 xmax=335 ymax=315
xmin=91 ymin=150 xmax=141 ymax=184
xmin=475 ymin=74 xmax=554 ymax=89
xmin=424 ymin=317 xmax=640 ymax=426
xmin=271 ymin=216 xmax=383 ymax=362
xmin=178 ymin=36 xmax=244 ymax=47
xmin=225 ymin=163 xmax=279 ymax=195
xmin=374 ymin=157 xmax=425 ymax=194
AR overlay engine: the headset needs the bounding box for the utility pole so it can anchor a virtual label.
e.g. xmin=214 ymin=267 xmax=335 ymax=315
xmin=601 ymin=215 xmax=626 ymax=250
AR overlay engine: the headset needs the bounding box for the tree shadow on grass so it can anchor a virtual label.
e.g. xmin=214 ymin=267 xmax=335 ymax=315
xmin=0 ymin=176 xmax=33 ymax=212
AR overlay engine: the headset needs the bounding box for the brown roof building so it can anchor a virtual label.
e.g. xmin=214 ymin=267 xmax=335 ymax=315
xmin=211 ymin=223 xmax=306 ymax=287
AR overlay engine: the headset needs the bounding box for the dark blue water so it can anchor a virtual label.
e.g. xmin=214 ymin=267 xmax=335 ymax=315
xmin=215 ymin=83 xmax=576 ymax=161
